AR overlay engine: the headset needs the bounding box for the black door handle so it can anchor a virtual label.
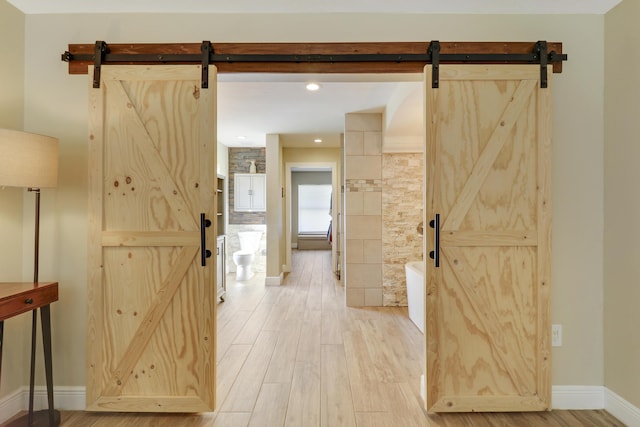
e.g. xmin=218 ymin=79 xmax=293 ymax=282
xmin=200 ymin=213 xmax=212 ymax=266
xmin=428 ymin=213 xmax=440 ymax=268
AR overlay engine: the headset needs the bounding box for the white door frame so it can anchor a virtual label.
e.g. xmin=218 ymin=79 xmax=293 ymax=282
xmin=284 ymin=161 xmax=338 ymax=272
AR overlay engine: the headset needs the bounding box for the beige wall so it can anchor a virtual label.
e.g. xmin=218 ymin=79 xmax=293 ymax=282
xmin=282 ymin=148 xmax=342 ymax=182
xmin=604 ymin=0 xmax=640 ymax=408
xmin=0 ymin=0 xmax=29 ymax=401
xmin=17 ymin=12 xmax=605 ymax=395
xmin=265 ymin=134 xmax=284 ymax=280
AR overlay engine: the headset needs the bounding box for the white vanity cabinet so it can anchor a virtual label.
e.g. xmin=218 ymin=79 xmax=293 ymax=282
xmin=216 ymin=235 xmax=226 ymax=302
xmin=234 ymin=173 xmax=266 ymax=212
xmin=216 ymin=175 xmax=226 ymax=302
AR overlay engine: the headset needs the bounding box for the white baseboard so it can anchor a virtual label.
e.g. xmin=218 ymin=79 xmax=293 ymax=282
xmin=0 ymin=388 xmax=23 ymax=424
xmin=416 ymin=383 xmax=639 ymax=423
xmin=0 ymin=386 xmax=85 ymax=424
xmin=552 ymin=385 xmax=640 ymax=424
xmin=552 ymin=385 xmax=604 ymax=409
xmin=605 ymin=387 xmax=640 ymax=426
xmin=265 ymin=273 xmax=283 ymax=286
xmin=2 ymin=384 xmax=638 ymax=425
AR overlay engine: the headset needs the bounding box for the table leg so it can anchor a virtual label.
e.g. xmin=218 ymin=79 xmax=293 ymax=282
xmin=0 ymin=320 xmax=4 ymax=382
xmin=29 ymin=309 xmax=37 ymax=425
xmin=40 ymin=305 xmax=56 ymax=427
xmin=5 ymin=307 xmax=60 ymax=427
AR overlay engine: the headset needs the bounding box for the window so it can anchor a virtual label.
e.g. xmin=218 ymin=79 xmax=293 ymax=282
xmin=297 ymin=184 xmax=332 ymax=235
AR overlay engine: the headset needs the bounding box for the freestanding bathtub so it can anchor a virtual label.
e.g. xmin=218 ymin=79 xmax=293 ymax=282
xmin=405 ymin=261 xmax=425 ymax=334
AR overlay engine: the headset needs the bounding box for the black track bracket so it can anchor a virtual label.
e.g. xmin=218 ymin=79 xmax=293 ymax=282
xmin=429 ymin=41 xmax=440 ymax=89
xmin=201 ymin=41 xmax=211 ymax=89
xmin=92 ymin=41 xmax=108 ymax=88
xmin=536 ymin=41 xmax=548 ymax=88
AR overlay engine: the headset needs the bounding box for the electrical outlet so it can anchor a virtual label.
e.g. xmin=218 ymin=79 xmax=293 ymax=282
xmin=552 ymin=324 xmax=562 ymax=347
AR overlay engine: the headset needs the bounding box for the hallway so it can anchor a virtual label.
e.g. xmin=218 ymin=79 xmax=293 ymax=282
xmin=215 ymin=249 xmax=425 ymax=426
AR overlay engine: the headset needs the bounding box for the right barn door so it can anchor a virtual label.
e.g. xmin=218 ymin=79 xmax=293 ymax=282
xmin=425 ymin=64 xmax=552 ymax=412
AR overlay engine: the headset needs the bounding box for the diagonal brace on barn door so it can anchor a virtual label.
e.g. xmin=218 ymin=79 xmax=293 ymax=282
xmin=442 ymin=79 xmax=538 ymax=231
xmin=102 ymin=246 xmax=199 ymax=396
xmin=442 ymin=246 xmax=538 ymax=397
xmin=106 ymin=80 xmax=200 ymax=231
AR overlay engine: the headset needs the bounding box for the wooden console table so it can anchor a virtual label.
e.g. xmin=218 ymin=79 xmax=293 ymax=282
xmin=0 ymin=282 xmax=59 ymax=427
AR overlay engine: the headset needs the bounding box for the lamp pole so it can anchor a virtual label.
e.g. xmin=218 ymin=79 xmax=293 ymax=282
xmin=29 ymin=188 xmax=40 ymax=283
xmin=27 ymin=187 xmax=41 ymax=426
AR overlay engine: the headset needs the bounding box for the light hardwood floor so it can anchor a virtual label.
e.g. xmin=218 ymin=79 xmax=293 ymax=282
xmin=6 ymin=250 xmax=624 ymax=426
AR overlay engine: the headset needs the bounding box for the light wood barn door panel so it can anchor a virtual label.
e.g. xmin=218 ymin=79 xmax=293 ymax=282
xmin=425 ymin=65 xmax=552 ymax=413
xmin=87 ymin=65 xmax=217 ymax=412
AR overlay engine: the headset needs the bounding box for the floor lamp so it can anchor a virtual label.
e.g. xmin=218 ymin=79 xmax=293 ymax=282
xmin=0 ymin=128 xmax=59 ymax=427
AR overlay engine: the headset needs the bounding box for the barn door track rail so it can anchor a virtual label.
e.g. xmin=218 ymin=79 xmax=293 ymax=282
xmin=62 ymin=40 xmax=567 ymax=89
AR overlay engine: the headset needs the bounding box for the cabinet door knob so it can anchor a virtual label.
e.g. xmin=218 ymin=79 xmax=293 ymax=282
xmin=25 ymin=298 xmax=34 ymax=304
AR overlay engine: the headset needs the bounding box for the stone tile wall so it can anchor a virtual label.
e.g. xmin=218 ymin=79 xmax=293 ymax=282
xmin=382 ymin=153 xmax=424 ymax=306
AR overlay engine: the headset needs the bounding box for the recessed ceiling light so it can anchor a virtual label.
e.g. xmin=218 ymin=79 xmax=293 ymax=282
xmin=237 ymin=135 xmax=247 ymax=140
xmin=306 ymin=83 xmax=320 ymax=91
xmin=314 ymin=138 xmax=323 ymax=143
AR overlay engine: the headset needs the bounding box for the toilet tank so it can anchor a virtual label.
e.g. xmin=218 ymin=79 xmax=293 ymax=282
xmin=238 ymin=231 xmax=262 ymax=252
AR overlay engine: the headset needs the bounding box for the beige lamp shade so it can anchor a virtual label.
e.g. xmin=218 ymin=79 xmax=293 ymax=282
xmin=0 ymin=128 xmax=58 ymax=188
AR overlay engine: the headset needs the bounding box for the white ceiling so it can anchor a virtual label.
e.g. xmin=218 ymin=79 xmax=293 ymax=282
xmin=217 ymin=74 xmax=422 ymax=148
xmin=9 ymin=0 xmax=622 ymax=149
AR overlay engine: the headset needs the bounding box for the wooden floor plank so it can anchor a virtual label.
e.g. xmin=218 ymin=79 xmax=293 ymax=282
xmin=383 ymin=382 xmax=431 ymax=427
xmin=295 ymin=309 xmax=322 ymax=365
xmin=343 ymin=330 xmax=388 ymax=412
xmin=263 ymin=323 xmax=302 ymax=383
xmin=261 ymin=300 xmax=291 ymax=331
xmin=42 ymin=250 xmax=625 ymax=427
xmin=321 ymin=344 xmax=357 ymax=427
xmin=359 ymin=318 xmax=408 ymax=383
xmin=215 ymin=344 xmax=252 ymax=407
xmin=284 ymin=362 xmax=321 ymax=427
xmin=232 ymin=300 xmax=274 ymax=345
xmin=208 ymin=412 xmax=251 ymax=427
xmin=354 ymin=412 xmax=396 ymax=427
xmin=219 ymin=330 xmax=279 ymax=412
xmin=248 ymin=383 xmax=290 ymax=427
xmin=216 ymin=308 xmax=253 ymax=362
xmin=320 ymin=309 xmax=343 ymax=345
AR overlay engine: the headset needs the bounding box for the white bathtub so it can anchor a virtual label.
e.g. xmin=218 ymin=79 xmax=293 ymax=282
xmin=405 ymin=261 xmax=425 ymax=334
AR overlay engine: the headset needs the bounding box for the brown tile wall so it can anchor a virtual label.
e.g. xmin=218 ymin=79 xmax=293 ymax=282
xmin=228 ymin=147 xmax=266 ymax=225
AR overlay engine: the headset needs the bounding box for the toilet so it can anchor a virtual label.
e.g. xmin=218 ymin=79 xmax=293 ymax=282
xmin=232 ymin=231 xmax=262 ymax=281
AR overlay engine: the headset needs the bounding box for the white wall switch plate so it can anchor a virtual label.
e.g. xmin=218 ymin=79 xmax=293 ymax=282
xmin=552 ymin=324 xmax=562 ymax=347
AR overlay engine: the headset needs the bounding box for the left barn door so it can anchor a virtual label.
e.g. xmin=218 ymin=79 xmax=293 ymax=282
xmin=87 ymin=65 xmax=217 ymax=412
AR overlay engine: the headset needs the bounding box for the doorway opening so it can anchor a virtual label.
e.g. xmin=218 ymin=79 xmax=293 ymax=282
xmin=284 ymin=163 xmax=339 ymax=274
